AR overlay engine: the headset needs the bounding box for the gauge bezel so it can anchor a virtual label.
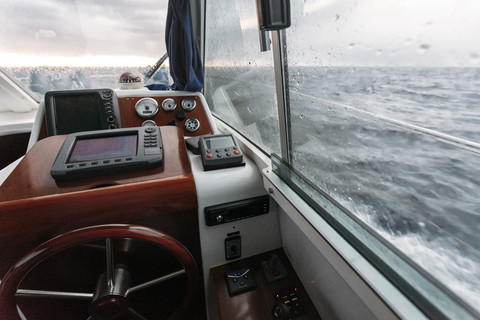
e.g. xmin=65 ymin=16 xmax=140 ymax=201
xmin=185 ymin=118 xmax=200 ymax=132
xmin=162 ymin=98 xmax=177 ymax=111
xmin=181 ymin=98 xmax=196 ymax=111
xmin=135 ymin=97 xmax=159 ymax=118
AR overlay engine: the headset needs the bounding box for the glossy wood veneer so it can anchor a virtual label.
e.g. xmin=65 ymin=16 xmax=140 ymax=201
xmin=0 ymin=126 xmax=199 ymax=280
xmin=0 ymin=126 xmax=191 ymax=201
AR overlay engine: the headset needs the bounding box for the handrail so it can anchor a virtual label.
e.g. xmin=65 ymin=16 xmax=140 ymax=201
xmin=299 ymin=92 xmax=480 ymax=155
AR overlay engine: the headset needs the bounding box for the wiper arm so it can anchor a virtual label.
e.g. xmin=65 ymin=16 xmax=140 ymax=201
xmin=144 ymin=53 xmax=168 ymax=82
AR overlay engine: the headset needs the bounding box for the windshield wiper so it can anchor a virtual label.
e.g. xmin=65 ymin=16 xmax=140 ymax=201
xmin=144 ymin=53 xmax=168 ymax=83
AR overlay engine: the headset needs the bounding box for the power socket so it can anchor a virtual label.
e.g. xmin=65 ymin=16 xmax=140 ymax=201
xmin=225 ymin=235 xmax=241 ymax=260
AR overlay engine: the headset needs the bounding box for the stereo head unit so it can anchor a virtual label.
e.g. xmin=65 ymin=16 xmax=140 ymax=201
xmin=45 ymin=89 xmax=122 ymax=136
xmin=50 ymin=126 xmax=163 ymax=180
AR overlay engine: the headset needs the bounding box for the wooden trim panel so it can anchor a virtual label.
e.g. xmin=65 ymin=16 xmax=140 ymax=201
xmin=0 ymin=126 xmax=200 ymax=279
xmin=0 ymin=126 xmax=191 ymax=201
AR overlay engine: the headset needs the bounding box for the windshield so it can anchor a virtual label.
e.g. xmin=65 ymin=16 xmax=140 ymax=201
xmin=0 ymin=0 xmax=169 ymax=102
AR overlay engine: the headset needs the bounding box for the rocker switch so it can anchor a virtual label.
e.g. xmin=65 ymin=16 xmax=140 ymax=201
xmin=261 ymin=253 xmax=288 ymax=282
xmin=225 ymin=235 xmax=241 ymax=260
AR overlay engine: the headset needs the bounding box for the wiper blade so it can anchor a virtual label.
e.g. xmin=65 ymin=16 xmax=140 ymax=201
xmin=144 ymin=53 xmax=168 ymax=82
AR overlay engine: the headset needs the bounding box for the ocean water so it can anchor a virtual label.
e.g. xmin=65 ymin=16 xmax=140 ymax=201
xmin=289 ymin=67 xmax=480 ymax=312
xmin=1 ymin=66 xmax=163 ymax=102
xmin=206 ymin=66 xmax=480 ymax=312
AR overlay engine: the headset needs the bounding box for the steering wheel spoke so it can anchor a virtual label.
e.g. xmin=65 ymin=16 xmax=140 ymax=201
xmin=105 ymin=238 xmax=115 ymax=290
xmin=127 ymin=306 xmax=149 ymax=320
xmin=16 ymin=289 xmax=94 ymax=300
xmin=126 ymin=268 xmax=186 ymax=296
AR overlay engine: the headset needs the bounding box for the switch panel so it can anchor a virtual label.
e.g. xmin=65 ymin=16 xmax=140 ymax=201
xmin=225 ymin=235 xmax=241 ymax=260
xmin=225 ymin=268 xmax=257 ymax=296
xmin=274 ymin=287 xmax=306 ymax=318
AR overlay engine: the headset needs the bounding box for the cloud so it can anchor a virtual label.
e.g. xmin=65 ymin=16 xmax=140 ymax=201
xmin=0 ymin=0 xmax=167 ymax=65
xmin=35 ymin=29 xmax=56 ymax=40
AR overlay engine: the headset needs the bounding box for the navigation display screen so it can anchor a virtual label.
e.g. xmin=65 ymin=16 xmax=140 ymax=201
xmin=54 ymin=94 xmax=101 ymax=134
xmin=68 ymin=135 xmax=137 ymax=163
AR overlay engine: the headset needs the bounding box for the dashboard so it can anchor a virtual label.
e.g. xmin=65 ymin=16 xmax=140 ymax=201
xmin=39 ymin=89 xmax=215 ymax=142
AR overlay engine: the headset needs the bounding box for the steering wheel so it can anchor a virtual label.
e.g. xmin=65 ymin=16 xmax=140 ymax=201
xmin=0 ymin=224 xmax=199 ymax=320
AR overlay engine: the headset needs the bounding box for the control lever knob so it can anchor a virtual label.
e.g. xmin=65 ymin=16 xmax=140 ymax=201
xmin=272 ymin=302 xmax=291 ymax=320
xmin=176 ymin=110 xmax=187 ymax=121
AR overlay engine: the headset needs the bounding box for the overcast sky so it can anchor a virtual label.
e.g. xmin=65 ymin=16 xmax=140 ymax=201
xmin=288 ymin=0 xmax=480 ymax=67
xmin=1 ymin=0 xmax=479 ymax=67
xmin=0 ymin=0 xmax=167 ymax=66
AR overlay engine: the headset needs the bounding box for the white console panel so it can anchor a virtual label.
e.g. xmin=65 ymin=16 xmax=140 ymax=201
xmin=189 ymin=150 xmax=281 ymax=319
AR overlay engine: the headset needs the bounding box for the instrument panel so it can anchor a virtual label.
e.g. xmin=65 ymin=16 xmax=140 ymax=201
xmin=118 ymin=95 xmax=213 ymax=137
xmin=39 ymin=91 xmax=214 ymax=142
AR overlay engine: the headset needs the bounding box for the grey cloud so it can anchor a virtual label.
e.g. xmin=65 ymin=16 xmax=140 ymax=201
xmin=0 ymin=0 xmax=167 ymax=58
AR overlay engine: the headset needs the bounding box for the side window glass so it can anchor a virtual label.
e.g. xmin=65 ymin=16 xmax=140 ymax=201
xmin=286 ymin=0 xmax=480 ymax=311
xmin=204 ymin=0 xmax=281 ymax=155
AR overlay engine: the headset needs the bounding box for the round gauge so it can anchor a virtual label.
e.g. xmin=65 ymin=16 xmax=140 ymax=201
xmin=181 ymin=98 xmax=196 ymax=111
xmin=135 ymin=98 xmax=159 ymax=118
xmin=141 ymin=120 xmax=157 ymax=127
xmin=162 ymin=98 xmax=177 ymax=111
xmin=185 ymin=118 xmax=200 ymax=132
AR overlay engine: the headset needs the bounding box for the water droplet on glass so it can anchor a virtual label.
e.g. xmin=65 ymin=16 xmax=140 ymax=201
xmin=417 ymin=43 xmax=430 ymax=54
xmin=333 ymin=14 xmax=340 ymax=21
xmin=348 ymin=43 xmax=355 ymax=49
xmin=470 ymin=52 xmax=479 ymax=60
xmin=376 ymin=49 xmax=382 ymax=56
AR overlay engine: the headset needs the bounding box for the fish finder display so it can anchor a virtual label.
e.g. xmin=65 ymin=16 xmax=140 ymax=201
xmin=68 ymin=135 xmax=137 ymax=163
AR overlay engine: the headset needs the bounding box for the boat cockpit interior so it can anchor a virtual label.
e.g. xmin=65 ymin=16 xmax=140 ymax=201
xmin=1 ymin=0 xmax=480 ymax=319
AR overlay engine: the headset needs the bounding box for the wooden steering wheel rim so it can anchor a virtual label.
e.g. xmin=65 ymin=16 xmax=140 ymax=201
xmin=0 ymin=224 xmax=199 ymax=320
